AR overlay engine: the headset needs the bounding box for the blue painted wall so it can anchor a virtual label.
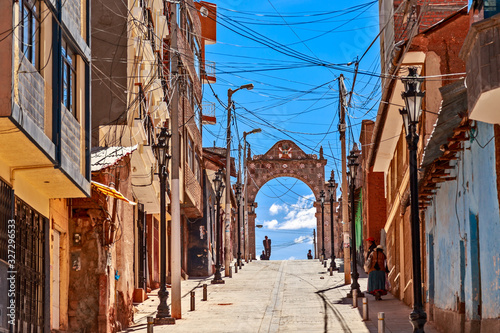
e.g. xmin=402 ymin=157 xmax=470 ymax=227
xmin=425 ymin=121 xmax=500 ymax=321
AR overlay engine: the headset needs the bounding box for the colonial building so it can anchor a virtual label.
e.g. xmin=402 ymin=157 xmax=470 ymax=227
xmin=371 ymin=0 xmax=468 ymax=311
xmin=0 ymin=1 xmax=91 ymax=331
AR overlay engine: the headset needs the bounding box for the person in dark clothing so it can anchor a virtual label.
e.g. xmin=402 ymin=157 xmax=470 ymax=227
xmin=365 ymin=245 xmax=389 ymax=300
xmin=260 ymin=250 xmax=267 ymax=260
xmin=307 ymin=249 xmax=313 ymax=259
xmin=263 ymin=236 xmax=271 ymax=259
xmin=365 ymin=237 xmax=377 ymax=261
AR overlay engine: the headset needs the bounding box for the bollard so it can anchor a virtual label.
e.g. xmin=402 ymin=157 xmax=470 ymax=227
xmin=229 ymin=266 xmax=232 ymax=278
xmin=362 ymin=298 xmax=369 ymax=321
xmin=324 ymin=260 xmax=327 ymax=268
xmin=330 ymin=266 xmax=333 ymax=276
xmin=190 ymin=291 xmax=195 ymax=311
xmin=378 ymin=312 xmax=385 ymax=333
xmin=235 ymin=263 xmax=238 ymax=273
xmin=202 ymin=284 xmax=207 ymax=301
xmin=352 ymin=289 xmax=358 ymax=308
xmin=147 ymin=316 xmax=154 ymax=333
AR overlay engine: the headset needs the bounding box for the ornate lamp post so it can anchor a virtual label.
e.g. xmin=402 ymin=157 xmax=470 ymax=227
xmin=319 ymin=190 xmax=326 ymax=262
xmin=348 ymin=146 xmax=363 ymax=297
xmin=400 ymin=67 xmax=426 ymax=332
xmin=152 ymin=127 xmax=175 ymax=324
xmin=328 ymin=171 xmax=338 ymax=270
xmin=212 ymin=169 xmax=225 ymax=284
xmin=235 ymin=183 xmax=243 ymax=269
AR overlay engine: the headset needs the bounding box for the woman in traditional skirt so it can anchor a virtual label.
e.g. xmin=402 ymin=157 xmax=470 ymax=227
xmin=365 ymin=245 xmax=388 ymax=300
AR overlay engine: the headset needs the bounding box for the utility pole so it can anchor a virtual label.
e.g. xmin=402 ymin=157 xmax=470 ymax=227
xmin=339 ymin=74 xmax=351 ymax=284
xmin=225 ymin=93 xmax=232 ymax=277
xmin=170 ymin=0 xmax=182 ymax=319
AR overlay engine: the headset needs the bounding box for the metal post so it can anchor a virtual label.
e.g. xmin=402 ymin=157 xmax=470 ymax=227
xmin=147 ymin=316 xmax=154 ymax=333
xmin=235 ymin=262 xmax=238 ymax=273
xmin=408 ymin=127 xmax=427 ymax=332
xmin=236 ymin=184 xmax=242 ymax=268
xmin=190 ymin=291 xmax=195 ymax=311
xmin=321 ymin=194 xmax=325 ymax=262
xmin=349 ymin=153 xmax=363 ymax=298
xmin=212 ymin=171 xmax=225 ymax=285
xmin=328 ymin=171 xmax=337 ymax=270
xmin=229 ymin=266 xmax=232 ymax=278
xmin=202 ymin=284 xmax=207 ymax=301
xmin=363 ymin=298 xmax=369 ymax=321
xmin=378 ymin=312 xmax=385 ymax=333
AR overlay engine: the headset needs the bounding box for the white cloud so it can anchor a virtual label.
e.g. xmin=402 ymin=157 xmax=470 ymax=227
xmin=263 ymin=219 xmax=279 ymax=230
xmin=269 ymin=203 xmax=287 ymax=215
xmin=264 ymin=194 xmax=317 ymax=230
xmin=294 ymin=235 xmax=314 ymax=244
xmin=287 ymin=256 xmax=296 ymax=260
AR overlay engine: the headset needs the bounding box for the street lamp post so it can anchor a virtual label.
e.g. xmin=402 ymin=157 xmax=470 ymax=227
xmin=212 ymin=169 xmax=225 ymax=284
xmin=153 ymin=128 xmax=175 ymax=324
xmin=348 ymin=146 xmax=363 ymax=297
xmin=328 ymin=171 xmax=338 ymax=270
xmin=320 ymin=190 xmax=326 ymax=263
xmin=226 ymin=83 xmax=254 ymax=276
xmin=400 ymin=67 xmax=426 ymax=332
xmin=235 ymin=183 xmax=242 ymax=269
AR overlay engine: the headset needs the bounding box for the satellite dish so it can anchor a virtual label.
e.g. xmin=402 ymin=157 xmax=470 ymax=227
xmin=200 ymin=6 xmax=209 ymax=17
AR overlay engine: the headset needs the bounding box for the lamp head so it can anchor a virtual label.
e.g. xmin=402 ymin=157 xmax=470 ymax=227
xmin=401 ymin=67 xmax=424 ymax=124
xmin=320 ymin=190 xmax=325 ymax=204
xmin=241 ymin=83 xmax=254 ymax=91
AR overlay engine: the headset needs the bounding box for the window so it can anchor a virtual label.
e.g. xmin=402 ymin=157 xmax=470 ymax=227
xmin=193 ymin=37 xmax=201 ymax=77
xmin=20 ymin=0 xmax=39 ymax=68
xmin=484 ymin=0 xmax=500 ymax=18
xmin=61 ymin=39 xmax=77 ymax=119
xmin=187 ymin=136 xmax=194 ymax=171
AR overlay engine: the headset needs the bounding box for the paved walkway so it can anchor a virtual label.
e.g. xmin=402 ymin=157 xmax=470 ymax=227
xmin=127 ymin=259 xmax=440 ymax=333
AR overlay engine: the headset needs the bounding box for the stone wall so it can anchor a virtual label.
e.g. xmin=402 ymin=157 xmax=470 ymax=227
xmin=17 ymin=57 xmax=44 ymax=129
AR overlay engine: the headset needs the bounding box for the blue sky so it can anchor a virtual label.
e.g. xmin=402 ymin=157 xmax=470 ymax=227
xmin=201 ymin=1 xmax=381 ymax=260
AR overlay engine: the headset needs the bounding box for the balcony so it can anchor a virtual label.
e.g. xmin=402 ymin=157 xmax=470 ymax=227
xmin=202 ymin=102 xmax=216 ymax=125
xmin=182 ymin=161 xmax=202 ymax=218
xmin=202 ymin=61 xmax=216 ymax=84
xmin=460 ymin=12 xmax=500 ymax=124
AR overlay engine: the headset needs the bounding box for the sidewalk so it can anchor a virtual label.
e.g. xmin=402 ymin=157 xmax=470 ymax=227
xmin=127 ymin=259 xmax=440 ymax=333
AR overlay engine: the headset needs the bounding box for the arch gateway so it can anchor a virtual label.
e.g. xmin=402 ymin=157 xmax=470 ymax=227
xmin=245 ymin=140 xmax=339 ymax=260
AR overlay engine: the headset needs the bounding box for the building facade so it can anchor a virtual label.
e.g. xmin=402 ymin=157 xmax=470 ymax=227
xmin=0 ymin=0 xmax=91 ymax=331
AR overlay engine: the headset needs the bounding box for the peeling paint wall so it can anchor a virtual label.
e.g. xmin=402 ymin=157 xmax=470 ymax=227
xmin=425 ymin=121 xmax=500 ymax=327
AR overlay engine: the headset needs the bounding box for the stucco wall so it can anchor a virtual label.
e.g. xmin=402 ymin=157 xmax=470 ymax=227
xmin=425 ymin=121 xmax=500 ymax=328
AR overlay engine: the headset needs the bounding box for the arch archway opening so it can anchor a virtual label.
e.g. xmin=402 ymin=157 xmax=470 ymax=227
xmin=253 ymin=177 xmax=317 ymax=261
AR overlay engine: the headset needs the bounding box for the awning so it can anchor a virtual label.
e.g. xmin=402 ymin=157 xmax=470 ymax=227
xmin=91 ymin=181 xmax=137 ymax=205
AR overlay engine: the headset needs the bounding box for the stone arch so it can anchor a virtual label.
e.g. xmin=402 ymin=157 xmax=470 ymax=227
xmin=246 ymin=140 xmax=332 ymax=260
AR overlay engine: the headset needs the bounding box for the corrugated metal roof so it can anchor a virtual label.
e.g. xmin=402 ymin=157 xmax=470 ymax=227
xmin=91 ymin=145 xmax=138 ymax=172
xmin=421 ymin=79 xmax=467 ymax=168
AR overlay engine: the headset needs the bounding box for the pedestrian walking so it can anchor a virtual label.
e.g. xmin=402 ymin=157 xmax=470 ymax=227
xmin=263 ymin=235 xmax=271 ymax=259
xmin=365 ymin=237 xmax=377 ymax=261
xmin=307 ymin=249 xmax=313 ymax=259
xmin=364 ymin=245 xmax=389 ymax=301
